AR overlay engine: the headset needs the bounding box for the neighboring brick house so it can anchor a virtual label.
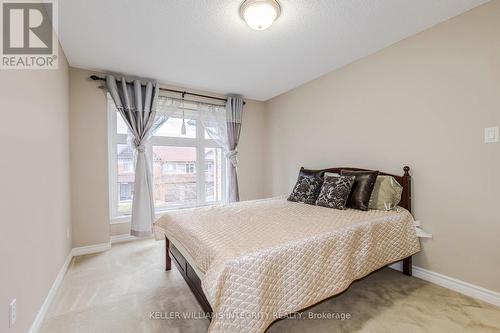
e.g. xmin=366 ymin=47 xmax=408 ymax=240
xmin=117 ymin=145 xmax=220 ymax=210
xmin=116 ymin=145 xmax=135 ymax=202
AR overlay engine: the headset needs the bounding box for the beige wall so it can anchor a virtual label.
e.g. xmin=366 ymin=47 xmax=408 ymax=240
xmin=264 ymin=1 xmax=500 ymax=292
xmin=237 ymin=99 xmax=267 ymax=201
xmin=69 ymin=68 xmax=110 ymax=247
xmin=0 ymin=43 xmax=71 ymax=333
xmin=69 ymin=68 xmax=267 ymax=241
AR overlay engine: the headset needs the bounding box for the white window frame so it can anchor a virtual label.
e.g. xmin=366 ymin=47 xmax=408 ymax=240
xmin=107 ymin=96 xmax=226 ymax=224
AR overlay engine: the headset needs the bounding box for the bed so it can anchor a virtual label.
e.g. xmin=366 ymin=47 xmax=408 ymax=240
xmin=154 ymin=166 xmax=420 ymax=333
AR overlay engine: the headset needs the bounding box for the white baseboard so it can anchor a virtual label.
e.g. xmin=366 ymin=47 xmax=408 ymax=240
xmin=28 ymin=251 xmax=73 ymax=333
xmin=110 ymin=234 xmax=136 ymax=244
xmin=71 ymin=242 xmax=111 ymax=256
xmin=390 ymin=263 xmax=500 ymax=307
xmin=110 ymin=233 xmax=153 ymax=244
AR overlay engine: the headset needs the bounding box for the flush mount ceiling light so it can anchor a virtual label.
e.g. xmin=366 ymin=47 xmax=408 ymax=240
xmin=240 ymin=0 xmax=281 ymax=31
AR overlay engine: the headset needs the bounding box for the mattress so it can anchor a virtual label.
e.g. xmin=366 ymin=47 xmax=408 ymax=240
xmin=155 ymin=197 xmax=420 ymax=333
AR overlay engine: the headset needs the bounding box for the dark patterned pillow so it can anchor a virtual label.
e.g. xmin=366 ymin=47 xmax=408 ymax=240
xmin=315 ymin=175 xmax=355 ymax=210
xmin=288 ymin=175 xmax=323 ymax=205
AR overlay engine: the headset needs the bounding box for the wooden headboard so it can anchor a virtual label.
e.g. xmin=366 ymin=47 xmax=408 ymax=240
xmin=303 ymin=166 xmax=412 ymax=213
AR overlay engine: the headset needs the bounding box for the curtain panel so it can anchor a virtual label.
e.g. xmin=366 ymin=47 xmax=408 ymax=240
xmin=224 ymin=96 xmax=244 ymax=202
xmin=105 ymin=75 xmax=168 ymax=237
xmin=195 ymin=97 xmax=243 ymax=203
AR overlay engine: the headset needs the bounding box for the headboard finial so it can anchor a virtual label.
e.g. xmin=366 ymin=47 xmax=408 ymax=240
xmin=403 ymin=166 xmax=410 ymax=176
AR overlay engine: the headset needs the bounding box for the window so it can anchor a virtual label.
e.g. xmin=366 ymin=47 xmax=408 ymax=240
xmin=108 ymin=96 xmax=226 ymax=220
xmin=119 ymin=183 xmax=134 ymax=201
xmin=205 ymin=147 xmax=223 ymax=202
xmin=185 ymin=163 xmax=196 ymax=174
xmin=115 ymin=144 xmax=134 ymax=216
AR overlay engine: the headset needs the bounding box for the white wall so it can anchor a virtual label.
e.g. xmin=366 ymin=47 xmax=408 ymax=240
xmin=0 ymin=43 xmax=71 ymax=333
xmin=264 ymin=1 xmax=500 ymax=292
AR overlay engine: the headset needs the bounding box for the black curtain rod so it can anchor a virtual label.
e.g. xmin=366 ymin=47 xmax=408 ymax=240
xmin=90 ymin=75 xmax=244 ymax=105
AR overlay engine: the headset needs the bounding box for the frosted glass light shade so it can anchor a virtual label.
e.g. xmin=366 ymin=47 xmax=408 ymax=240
xmin=240 ymin=0 xmax=281 ymax=31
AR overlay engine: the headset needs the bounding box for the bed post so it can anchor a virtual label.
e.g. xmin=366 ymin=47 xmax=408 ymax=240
xmin=165 ymin=235 xmax=171 ymax=271
xmin=402 ymin=166 xmax=412 ymax=276
xmin=401 ymin=166 xmax=411 ymax=213
xmin=402 ymin=256 xmax=412 ymax=276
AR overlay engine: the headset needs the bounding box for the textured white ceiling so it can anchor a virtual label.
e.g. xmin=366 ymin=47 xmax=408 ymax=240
xmin=58 ymin=0 xmax=488 ymax=101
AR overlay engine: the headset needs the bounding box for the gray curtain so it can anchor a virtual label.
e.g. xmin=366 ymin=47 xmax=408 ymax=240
xmin=226 ymin=96 xmax=244 ymax=202
xmin=106 ymin=75 xmax=167 ymax=237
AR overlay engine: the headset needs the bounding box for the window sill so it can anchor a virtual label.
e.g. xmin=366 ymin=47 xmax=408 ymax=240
xmin=110 ymin=201 xmax=223 ymax=224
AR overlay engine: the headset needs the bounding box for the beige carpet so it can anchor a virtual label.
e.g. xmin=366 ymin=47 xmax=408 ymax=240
xmin=40 ymin=239 xmax=500 ymax=333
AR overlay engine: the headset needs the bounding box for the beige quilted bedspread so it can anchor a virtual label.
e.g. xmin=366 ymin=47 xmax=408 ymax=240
xmin=155 ymin=197 xmax=420 ymax=333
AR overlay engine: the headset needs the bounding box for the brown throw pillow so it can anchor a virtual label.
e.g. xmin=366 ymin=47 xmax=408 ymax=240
xmin=298 ymin=167 xmax=325 ymax=179
xmin=341 ymin=170 xmax=379 ymax=211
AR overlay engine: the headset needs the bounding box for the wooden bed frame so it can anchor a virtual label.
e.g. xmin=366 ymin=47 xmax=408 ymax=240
xmin=164 ymin=166 xmax=414 ymax=314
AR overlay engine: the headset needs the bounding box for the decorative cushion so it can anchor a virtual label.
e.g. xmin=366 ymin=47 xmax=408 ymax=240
xmin=340 ymin=170 xmax=379 ymax=211
xmin=369 ymin=175 xmax=403 ymax=210
xmin=288 ymin=175 xmax=323 ymax=205
xmin=299 ymin=167 xmax=325 ymax=179
xmin=315 ymin=175 xmax=355 ymax=210
xmin=324 ymin=172 xmax=340 ymax=178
